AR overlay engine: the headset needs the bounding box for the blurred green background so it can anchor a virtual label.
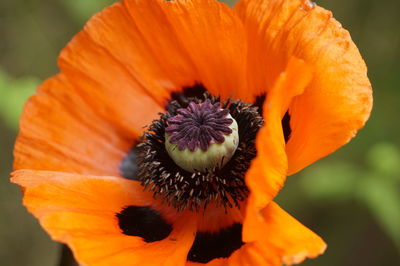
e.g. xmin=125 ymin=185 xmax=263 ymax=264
xmin=0 ymin=0 xmax=399 ymax=265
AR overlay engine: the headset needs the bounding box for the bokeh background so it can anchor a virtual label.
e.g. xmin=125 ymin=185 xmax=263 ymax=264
xmin=1 ymin=0 xmax=399 ymax=265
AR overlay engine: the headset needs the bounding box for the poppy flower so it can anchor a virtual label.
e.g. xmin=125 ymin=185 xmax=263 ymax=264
xmin=11 ymin=0 xmax=372 ymax=265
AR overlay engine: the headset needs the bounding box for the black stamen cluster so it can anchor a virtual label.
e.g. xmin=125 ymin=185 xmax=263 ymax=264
xmin=135 ymin=93 xmax=263 ymax=211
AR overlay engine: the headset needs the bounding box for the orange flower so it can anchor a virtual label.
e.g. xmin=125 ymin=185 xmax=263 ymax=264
xmin=11 ymin=0 xmax=372 ymax=265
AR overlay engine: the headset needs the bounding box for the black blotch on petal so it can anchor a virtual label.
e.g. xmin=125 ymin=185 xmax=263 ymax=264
xmin=254 ymin=93 xmax=266 ymax=115
xmin=282 ymin=111 xmax=292 ymax=142
xmin=254 ymin=94 xmax=292 ymax=143
xmin=181 ymin=84 xmax=207 ymax=98
xmin=168 ymin=84 xmax=207 ymax=110
xmin=187 ymin=223 xmax=244 ymax=263
xmin=116 ymin=206 xmax=172 ymax=242
xmin=120 ymin=145 xmax=140 ymax=181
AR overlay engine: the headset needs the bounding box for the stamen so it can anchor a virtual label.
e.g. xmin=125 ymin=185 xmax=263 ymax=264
xmin=134 ymin=92 xmax=263 ymax=211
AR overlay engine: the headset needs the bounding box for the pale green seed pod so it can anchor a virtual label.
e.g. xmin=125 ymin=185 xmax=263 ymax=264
xmin=165 ymin=114 xmax=239 ymax=173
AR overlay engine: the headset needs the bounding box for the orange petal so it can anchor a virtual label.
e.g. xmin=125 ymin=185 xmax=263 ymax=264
xmin=15 ymin=0 xmax=254 ymax=174
xmin=11 ymin=170 xmax=197 ymax=266
xmin=61 ymin=0 xmax=249 ymax=106
xmin=243 ymin=58 xmax=313 ymax=242
xmin=236 ymin=0 xmax=372 ymax=174
xmin=14 ymin=73 xmax=159 ymax=175
xmin=189 ymin=202 xmax=325 ymax=266
xmin=122 ymin=0 xmax=249 ymax=100
xmin=232 ymin=202 xmax=326 ymax=266
xmin=259 ymin=202 xmax=326 ymax=265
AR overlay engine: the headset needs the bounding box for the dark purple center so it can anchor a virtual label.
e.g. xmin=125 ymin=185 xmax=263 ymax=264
xmin=166 ymin=100 xmax=233 ymax=152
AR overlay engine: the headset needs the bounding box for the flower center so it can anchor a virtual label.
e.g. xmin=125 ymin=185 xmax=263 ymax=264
xmin=126 ymin=92 xmax=263 ymax=211
xmin=165 ymin=100 xmax=239 ymax=173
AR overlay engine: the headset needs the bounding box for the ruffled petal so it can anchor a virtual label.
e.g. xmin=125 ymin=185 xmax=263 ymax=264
xmin=244 ymin=58 xmax=313 ymax=242
xmin=188 ymin=202 xmax=325 ymax=266
xmin=14 ymin=73 xmax=159 ymax=175
xmin=11 ymin=170 xmax=197 ymax=266
xmin=235 ymin=0 xmax=372 ymax=174
xmin=61 ymin=0 xmax=249 ymax=106
xmin=15 ymin=0 xmax=253 ymax=174
xmin=122 ymin=0 xmax=249 ymax=100
xmin=257 ymin=202 xmax=326 ymax=265
xmin=231 ymin=202 xmax=326 ymax=266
